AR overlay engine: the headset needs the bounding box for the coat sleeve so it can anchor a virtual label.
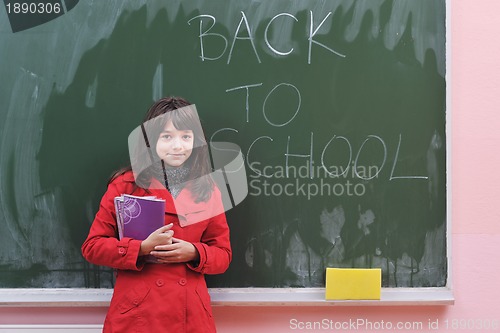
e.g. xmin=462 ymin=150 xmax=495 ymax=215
xmin=81 ymin=177 xmax=144 ymax=271
xmin=187 ymin=188 xmax=232 ymax=275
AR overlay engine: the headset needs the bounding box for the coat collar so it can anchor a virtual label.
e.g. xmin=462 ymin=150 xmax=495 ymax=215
xmin=148 ymin=176 xmax=217 ymax=227
xmin=125 ymin=171 xmax=220 ymax=227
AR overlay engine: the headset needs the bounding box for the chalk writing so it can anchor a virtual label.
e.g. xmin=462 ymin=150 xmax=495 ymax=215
xmin=221 ymin=81 xmax=429 ymax=183
xmin=263 ymin=83 xmax=302 ymax=127
xmin=187 ymin=15 xmax=228 ymax=61
xmin=308 ymin=11 xmax=346 ymax=63
xmin=226 ymin=83 xmax=263 ymax=123
xmin=264 ymin=13 xmax=298 ymax=56
xmin=188 ymin=10 xmax=346 ymax=64
xmin=321 ymin=135 xmax=352 ymax=178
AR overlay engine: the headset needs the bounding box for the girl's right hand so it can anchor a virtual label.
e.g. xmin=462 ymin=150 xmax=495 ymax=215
xmin=139 ymin=223 xmax=174 ymax=256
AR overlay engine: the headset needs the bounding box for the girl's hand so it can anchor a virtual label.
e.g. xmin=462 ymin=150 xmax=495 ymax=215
xmin=150 ymin=237 xmax=200 ymax=264
xmin=139 ymin=224 xmax=174 ymax=256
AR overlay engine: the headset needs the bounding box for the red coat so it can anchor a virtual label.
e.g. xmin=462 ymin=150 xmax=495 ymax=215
xmin=82 ymin=171 xmax=231 ymax=333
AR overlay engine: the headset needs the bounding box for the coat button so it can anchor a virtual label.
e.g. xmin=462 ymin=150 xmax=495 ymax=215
xmin=156 ymin=279 xmax=165 ymax=287
xmin=178 ymin=278 xmax=187 ymax=286
xmin=118 ymin=247 xmax=126 ymax=255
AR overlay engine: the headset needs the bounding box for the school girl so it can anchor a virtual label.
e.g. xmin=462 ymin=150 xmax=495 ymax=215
xmin=82 ymin=97 xmax=231 ymax=333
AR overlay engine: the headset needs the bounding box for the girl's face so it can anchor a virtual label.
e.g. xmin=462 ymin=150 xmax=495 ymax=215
xmin=156 ymin=120 xmax=194 ymax=168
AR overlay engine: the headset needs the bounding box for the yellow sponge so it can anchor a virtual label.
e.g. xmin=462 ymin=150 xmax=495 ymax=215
xmin=325 ymin=268 xmax=381 ymax=300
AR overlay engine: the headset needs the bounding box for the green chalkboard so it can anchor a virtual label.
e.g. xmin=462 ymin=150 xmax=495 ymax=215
xmin=0 ymin=0 xmax=447 ymax=289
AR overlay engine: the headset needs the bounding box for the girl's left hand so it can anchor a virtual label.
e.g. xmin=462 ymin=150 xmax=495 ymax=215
xmin=150 ymin=238 xmax=200 ymax=264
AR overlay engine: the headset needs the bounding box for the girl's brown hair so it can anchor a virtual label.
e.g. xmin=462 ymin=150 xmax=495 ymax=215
xmin=110 ymin=96 xmax=214 ymax=202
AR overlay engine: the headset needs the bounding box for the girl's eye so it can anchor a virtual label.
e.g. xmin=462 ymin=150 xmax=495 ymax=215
xmin=183 ymin=135 xmax=192 ymax=140
xmin=161 ymin=134 xmax=171 ymax=140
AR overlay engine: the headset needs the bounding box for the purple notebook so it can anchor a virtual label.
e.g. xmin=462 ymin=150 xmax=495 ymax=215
xmin=114 ymin=194 xmax=166 ymax=240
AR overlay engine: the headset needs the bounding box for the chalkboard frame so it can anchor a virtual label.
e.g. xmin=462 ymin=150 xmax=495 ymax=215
xmin=0 ymin=0 xmax=452 ymax=306
xmin=0 ymin=287 xmax=453 ymax=307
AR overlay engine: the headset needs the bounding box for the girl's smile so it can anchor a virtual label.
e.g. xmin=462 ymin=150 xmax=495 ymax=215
xmin=156 ymin=120 xmax=194 ymax=167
